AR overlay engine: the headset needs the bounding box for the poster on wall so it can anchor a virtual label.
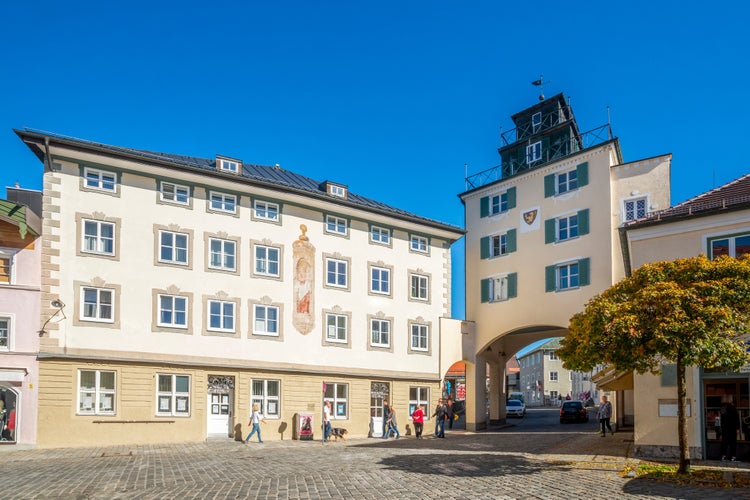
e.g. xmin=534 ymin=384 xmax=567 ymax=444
xmin=299 ymin=413 xmax=313 ymax=440
xmin=457 ymin=383 xmax=466 ymax=400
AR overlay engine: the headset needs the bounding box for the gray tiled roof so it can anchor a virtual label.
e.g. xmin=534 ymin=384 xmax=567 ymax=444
xmin=16 ymin=129 xmax=464 ymax=236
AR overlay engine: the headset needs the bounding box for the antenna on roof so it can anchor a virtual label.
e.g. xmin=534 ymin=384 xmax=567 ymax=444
xmin=531 ymin=74 xmax=550 ymax=101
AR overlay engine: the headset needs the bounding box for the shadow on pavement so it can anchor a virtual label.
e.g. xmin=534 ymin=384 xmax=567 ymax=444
xmin=377 ymin=452 xmax=564 ymax=478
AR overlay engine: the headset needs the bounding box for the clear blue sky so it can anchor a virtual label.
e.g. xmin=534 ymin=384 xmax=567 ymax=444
xmin=3 ymin=2 xmax=750 ymax=330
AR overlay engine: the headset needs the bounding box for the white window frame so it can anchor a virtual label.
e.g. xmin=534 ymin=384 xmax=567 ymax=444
xmin=370 ymin=266 xmax=390 ymax=295
xmin=557 ymin=170 xmax=578 ymax=195
xmin=410 ymin=274 xmax=429 ymax=301
xmin=323 ymin=382 xmax=348 ymax=419
xmin=490 ymin=233 xmax=507 ymax=257
xmin=329 ymin=185 xmax=346 ymax=197
xmin=557 ymin=214 xmax=579 ymax=242
xmin=157 ymin=294 xmax=188 ymax=328
xmin=159 ymin=230 xmax=189 ymax=265
xmin=209 ymin=191 xmax=237 ymax=214
xmin=83 ymin=167 xmax=117 ymax=193
xmin=411 ymin=324 xmax=429 ymax=352
xmin=254 ymin=245 xmax=280 ymax=277
xmin=159 ymin=182 xmax=190 ymax=205
xmin=623 ymin=197 xmax=648 ymax=222
xmin=489 ymin=276 xmax=508 ymax=302
xmin=549 ymin=371 xmax=559 ymax=382
xmin=82 ymin=219 xmax=115 ymax=256
xmin=325 ymin=258 xmax=348 ymax=288
xmin=526 ymin=141 xmax=542 ymax=163
xmin=532 ymin=112 xmax=542 ymax=132
xmin=80 ymin=286 xmax=114 ymax=323
xmin=0 ymin=316 xmax=10 ymax=351
xmin=251 ymin=379 xmax=281 ymax=418
xmin=253 ymin=304 xmax=279 ymax=336
xmin=78 ymin=369 xmax=116 ymax=415
xmin=409 ymin=387 xmax=429 ymax=420
xmin=410 ymin=235 xmax=429 ymax=253
xmin=219 ymin=159 xmax=239 ymax=173
xmin=0 ymin=249 xmax=14 ymax=285
xmin=557 ymin=262 xmax=580 ymax=290
xmin=490 ymin=192 xmax=508 ymax=215
xmin=208 ymin=238 xmax=236 ymax=271
xmin=325 ymin=313 xmax=348 ymax=343
xmin=156 ymin=374 xmax=190 ymax=417
xmin=253 ymin=200 xmax=280 ymax=222
xmin=370 ymin=226 xmax=390 ymax=245
xmin=370 ymin=318 xmax=391 ymax=348
xmin=325 ymin=215 xmax=348 ymax=235
xmin=549 ymin=351 xmax=559 ymax=361
xmin=208 ymin=300 xmax=235 ymax=333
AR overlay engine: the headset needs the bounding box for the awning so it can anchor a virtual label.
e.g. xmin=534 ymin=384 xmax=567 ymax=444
xmin=592 ymin=366 xmax=633 ymax=391
xmin=446 ymin=361 xmax=465 ymax=377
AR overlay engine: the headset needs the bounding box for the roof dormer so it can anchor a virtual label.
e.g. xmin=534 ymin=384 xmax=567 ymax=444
xmin=216 ymin=155 xmax=242 ymax=175
xmin=320 ymin=180 xmax=348 ymax=199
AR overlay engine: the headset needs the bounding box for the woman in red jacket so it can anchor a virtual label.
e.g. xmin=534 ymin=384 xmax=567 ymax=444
xmin=411 ymin=405 xmax=425 ymax=439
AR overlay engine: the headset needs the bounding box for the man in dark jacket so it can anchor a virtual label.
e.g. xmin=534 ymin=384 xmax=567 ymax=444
xmin=382 ymin=400 xmax=390 ymax=437
xmin=720 ymin=396 xmax=740 ymax=461
xmin=431 ymin=399 xmax=446 ymax=437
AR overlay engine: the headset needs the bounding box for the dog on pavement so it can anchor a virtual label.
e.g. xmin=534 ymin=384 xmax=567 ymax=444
xmin=330 ymin=427 xmax=348 ymax=441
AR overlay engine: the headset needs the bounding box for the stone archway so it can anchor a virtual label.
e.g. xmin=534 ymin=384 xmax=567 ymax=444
xmin=463 ymin=325 xmax=568 ymax=430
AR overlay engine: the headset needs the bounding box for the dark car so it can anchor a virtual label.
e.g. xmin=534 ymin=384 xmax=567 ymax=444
xmin=560 ymin=400 xmax=588 ymax=423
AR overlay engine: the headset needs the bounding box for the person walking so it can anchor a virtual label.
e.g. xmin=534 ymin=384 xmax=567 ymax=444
xmin=382 ymin=399 xmax=390 ymax=437
xmin=446 ymin=399 xmax=455 ymax=430
xmin=384 ymin=407 xmax=400 ymax=439
xmin=432 ymin=399 xmax=446 ymax=438
xmin=244 ymin=404 xmax=266 ymax=443
xmin=323 ymin=400 xmax=333 ymax=442
xmin=720 ymin=396 xmax=740 ymax=461
xmin=597 ymin=395 xmax=613 ymax=437
xmin=411 ymin=404 xmax=425 ymax=439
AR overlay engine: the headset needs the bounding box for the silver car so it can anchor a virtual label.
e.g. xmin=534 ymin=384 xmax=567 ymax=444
xmin=506 ymin=399 xmax=526 ymax=417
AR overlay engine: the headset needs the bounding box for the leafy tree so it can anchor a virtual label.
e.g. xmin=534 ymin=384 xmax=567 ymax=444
xmin=557 ymin=255 xmax=750 ymax=474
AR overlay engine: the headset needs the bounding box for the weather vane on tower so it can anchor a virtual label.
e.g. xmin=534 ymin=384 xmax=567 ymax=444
xmin=531 ymin=74 xmax=550 ymax=101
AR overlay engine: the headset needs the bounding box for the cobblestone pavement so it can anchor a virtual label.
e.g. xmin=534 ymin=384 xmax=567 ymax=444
xmin=1 ymin=429 xmax=748 ymax=499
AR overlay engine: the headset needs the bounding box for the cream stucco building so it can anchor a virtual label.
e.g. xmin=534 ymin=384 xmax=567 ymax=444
xmin=15 ymin=129 xmax=464 ymax=448
xmin=459 ymin=93 xmax=671 ymax=430
xmin=621 ymin=174 xmax=750 ymax=460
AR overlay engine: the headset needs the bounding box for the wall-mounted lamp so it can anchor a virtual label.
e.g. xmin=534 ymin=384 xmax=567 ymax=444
xmin=38 ymin=299 xmax=66 ymax=336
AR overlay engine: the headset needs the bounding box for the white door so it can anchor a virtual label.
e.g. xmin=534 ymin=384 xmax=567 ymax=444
xmin=207 ymin=393 xmax=230 ymax=436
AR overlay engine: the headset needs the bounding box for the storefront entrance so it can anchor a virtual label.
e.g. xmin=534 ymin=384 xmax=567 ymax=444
xmin=703 ymin=376 xmax=749 ymax=460
xmin=0 ymin=387 xmax=17 ymax=444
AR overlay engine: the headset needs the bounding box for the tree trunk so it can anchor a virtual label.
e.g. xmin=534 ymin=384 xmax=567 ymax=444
xmin=676 ymin=353 xmax=690 ymax=474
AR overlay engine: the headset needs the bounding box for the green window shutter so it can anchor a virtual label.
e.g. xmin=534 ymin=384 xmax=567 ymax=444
xmin=481 ymin=278 xmax=490 ymax=303
xmin=480 ymin=196 xmax=489 ymax=218
xmin=578 ymin=209 xmax=590 ymax=235
xmin=507 ymin=273 xmax=518 ymax=298
xmin=506 ymin=229 xmax=517 ymax=253
xmin=506 ymin=187 xmax=517 ymax=209
xmin=577 ymin=162 xmax=589 ymax=187
xmin=544 ymin=218 xmax=556 ymax=244
xmin=544 ymin=174 xmax=555 ymax=198
xmin=545 ymin=265 xmax=557 ymax=292
xmin=480 ymin=236 xmax=489 ymax=259
xmin=579 ymin=258 xmax=591 ymax=286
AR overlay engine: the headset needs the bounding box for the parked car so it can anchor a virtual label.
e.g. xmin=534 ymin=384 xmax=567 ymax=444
xmin=560 ymin=400 xmax=588 ymax=423
xmin=506 ymin=399 xmax=526 ymax=418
